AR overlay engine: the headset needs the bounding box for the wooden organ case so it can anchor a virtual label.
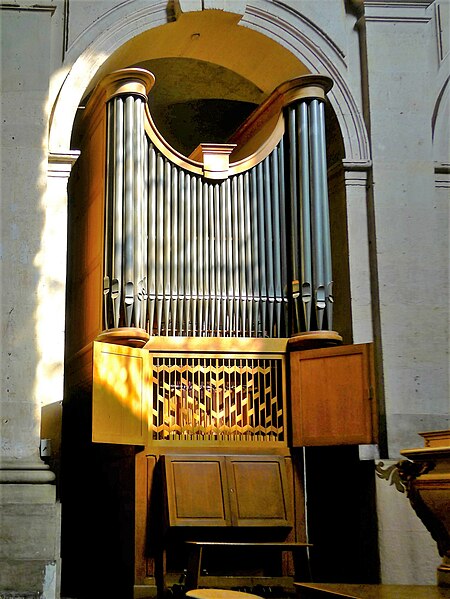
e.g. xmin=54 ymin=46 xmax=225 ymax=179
xmin=63 ymin=69 xmax=377 ymax=598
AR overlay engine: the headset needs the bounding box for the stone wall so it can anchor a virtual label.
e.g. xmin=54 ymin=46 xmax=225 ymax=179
xmin=1 ymin=0 xmax=448 ymax=595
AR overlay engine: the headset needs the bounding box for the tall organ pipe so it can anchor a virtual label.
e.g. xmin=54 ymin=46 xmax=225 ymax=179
xmin=297 ymin=102 xmax=313 ymax=331
xmin=318 ymin=100 xmax=333 ymax=327
xmin=102 ymin=75 xmax=333 ymax=338
xmin=286 ymin=95 xmax=333 ymax=333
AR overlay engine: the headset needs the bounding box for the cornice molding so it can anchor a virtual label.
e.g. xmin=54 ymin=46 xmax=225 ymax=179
xmin=0 ymin=1 xmax=55 ymax=12
xmin=363 ymin=0 xmax=433 ymax=23
xmin=48 ymin=150 xmax=80 ymax=178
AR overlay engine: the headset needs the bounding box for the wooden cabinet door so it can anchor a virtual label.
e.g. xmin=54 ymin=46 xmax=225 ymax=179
xmin=290 ymin=343 xmax=376 ymax=446
xmin=163 ymin=455 xmax=232 ymax=527
xmin=226 ymin=456 xmax=292 ymax=527
xmin=162 ymin=455 xmax=292 ymax=528
xmin=92 ymin=341 xmax=150 ymax=445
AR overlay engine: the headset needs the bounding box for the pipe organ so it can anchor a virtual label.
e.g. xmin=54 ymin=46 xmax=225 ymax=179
xmin=100 ymin=69 xmax=334 ymax=341
xmin=63 ymin=68 xmax=377 ymax=596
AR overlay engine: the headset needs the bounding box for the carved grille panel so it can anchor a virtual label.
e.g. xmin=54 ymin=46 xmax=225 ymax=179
xmin=150 ymin=354 xmax=285 ymax=443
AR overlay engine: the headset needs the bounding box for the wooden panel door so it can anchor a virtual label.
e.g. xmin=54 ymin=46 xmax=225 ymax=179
xmin=225 ymin=456 xmax=292 ymax=527
xmin=163 ymin=455 xmax=232 ymax=527
xmin=290 ymin=343 xmax=376 ymax=446
xmin=92 ymin=341 xmax=150 ymax=445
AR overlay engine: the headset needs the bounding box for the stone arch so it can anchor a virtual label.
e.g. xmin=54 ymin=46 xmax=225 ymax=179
xmin=432 ymin=75 xmax=450 ymax=163
xmin=49 ymin=0 xmax=370 ymax=166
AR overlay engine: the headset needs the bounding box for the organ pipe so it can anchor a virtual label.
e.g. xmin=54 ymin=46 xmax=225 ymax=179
xmin=101 ymin=70 xmax=334 ymax=339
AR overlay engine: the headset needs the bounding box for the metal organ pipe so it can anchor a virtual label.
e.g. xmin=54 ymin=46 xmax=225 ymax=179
xmin=102 ymin=78 xmax=333 ymax=338
xmin=297 ymin=102 xmax=313 ymax=332
xmin=286 ymin=95 xmax=333 ymax=333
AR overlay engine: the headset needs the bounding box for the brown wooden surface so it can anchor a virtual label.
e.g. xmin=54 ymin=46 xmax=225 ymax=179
xmin=66 ymin=98 xmax=106 ymax=363
xmin=92 ymin=341 xmax=149 ymax=445
xmin=135 ymin=453 xmax=156 ymax=584
xmin=163 ymin=454 xmax=292 ymax=529
xmin=290 ymin=343 xmax=376 ymax=446
xmin=225 ymin=456 xmax=292 ymax=527
xmin=186 ymin=589 xmax=261 ymax=599
xmin=163 ymin=455 xmax=231 ymax=527
xmin=295 ymin=583 xmax=450 ymax=599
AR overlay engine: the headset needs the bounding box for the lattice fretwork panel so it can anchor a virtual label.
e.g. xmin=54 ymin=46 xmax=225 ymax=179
xmin=150 ymin=354 xmax=286 ymax=444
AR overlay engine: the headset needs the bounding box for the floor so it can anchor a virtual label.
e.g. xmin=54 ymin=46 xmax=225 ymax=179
xmin=294 ymin=583 xmax=450 ymax=599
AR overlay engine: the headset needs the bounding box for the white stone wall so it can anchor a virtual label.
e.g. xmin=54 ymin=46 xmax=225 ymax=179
xmin=0 ymin=4 xmax=61 ymax=597
xmin=363 ymin=0 xmax=449 ymax=459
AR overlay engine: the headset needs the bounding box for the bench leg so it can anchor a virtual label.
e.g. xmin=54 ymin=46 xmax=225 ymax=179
xmin=185 ymin=545 xmax=203 ymax=591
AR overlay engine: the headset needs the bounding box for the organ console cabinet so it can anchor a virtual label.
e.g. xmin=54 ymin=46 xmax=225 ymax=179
xmin=290 ymin=342 xmax=377 ymax=447
xmin=162 ymin=454 xmax=292 ymax=528
xmin=63 ymin=67 xmax=378 ymax=596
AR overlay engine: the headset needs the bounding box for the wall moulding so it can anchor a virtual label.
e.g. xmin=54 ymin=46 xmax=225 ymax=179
xmin=236 ymin=2 xmax=370 ymax=164
xmin=48 ymin=151 xmax=81 ymax=178
xmin=49 ymin=0 xmax=370 ymax=168
xmin=0 ymin=1 xmax=56 ymax=13
xmin=363 ymin=0 xmax=433 ymax=23
xmin=175 ymin=0 xmax=247 ymax=17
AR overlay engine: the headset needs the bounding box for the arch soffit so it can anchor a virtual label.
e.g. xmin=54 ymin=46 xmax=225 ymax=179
xmin=432 ymin=75 xmax=450 ymax=163
xmin=49 ymin=0 xmax=370 ymax=165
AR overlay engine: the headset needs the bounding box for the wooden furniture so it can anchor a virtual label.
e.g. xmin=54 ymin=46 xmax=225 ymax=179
xmin=186 ymin=589 xmax=261 ymax=599
xmin=62 ymin=66 xmax=380 ymax=597
xmin=399 ymin=430 xmax=450 ymax=587
xmin=289 ymin=343 xmax=376 ymax=447
xmin=91 ymin=337 xmax=288 ymax=447
xmin=163 ymin=455 xmax=292 ymax=528
xmin=186 ymin=542 xmax=312 ymax=591
xmin=295 ymin=583 xmax=450 ymax=598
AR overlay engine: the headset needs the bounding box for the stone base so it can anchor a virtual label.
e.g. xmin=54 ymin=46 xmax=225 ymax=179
xmin=0 ymin=483 xmax=61 ymax=599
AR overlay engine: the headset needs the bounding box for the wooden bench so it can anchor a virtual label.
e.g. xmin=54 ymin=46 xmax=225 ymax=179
xmin=185 ymin=541 xmax=313 ymax=591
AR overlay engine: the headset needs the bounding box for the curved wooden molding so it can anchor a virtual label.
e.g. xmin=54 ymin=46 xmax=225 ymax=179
xmin=287 ymin=330 xmax=343 ymax=350
xmin=96 ymin=327 xmax=150 ymax=348
xmin=143 ymin=105 xmax=204 ymax=176
xmin=102 ymin=67 xmax=156 ymax=102
xmin=90 ymin=68 xmax=333 ymax=179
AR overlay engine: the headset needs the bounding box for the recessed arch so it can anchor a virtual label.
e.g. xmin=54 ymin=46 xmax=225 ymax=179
xmin=49 ymin=0 xmax=370 ymax=165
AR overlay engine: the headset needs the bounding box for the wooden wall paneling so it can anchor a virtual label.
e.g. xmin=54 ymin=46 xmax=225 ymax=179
xmin=290 ymin=343 xmax=376 ymax=447
xmin=67 ymin=101 xmax=106 ymax=362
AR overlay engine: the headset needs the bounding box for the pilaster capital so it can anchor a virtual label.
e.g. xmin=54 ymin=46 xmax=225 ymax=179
xmin=0 ymin=1 xmax=55 ymax=13
xmin=48 ymin=150 xmax=80 ymax=179
xmin=330 ymin=159 xmax=372 ymax=187
xmin=362 ymin=0 xmax=433 ymax=24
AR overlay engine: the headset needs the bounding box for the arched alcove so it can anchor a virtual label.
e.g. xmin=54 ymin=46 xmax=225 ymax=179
xmin=58 ymin=5 xmax=372 ymax=597
xmin=50 ymin=1 xmax=369 ymax=165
